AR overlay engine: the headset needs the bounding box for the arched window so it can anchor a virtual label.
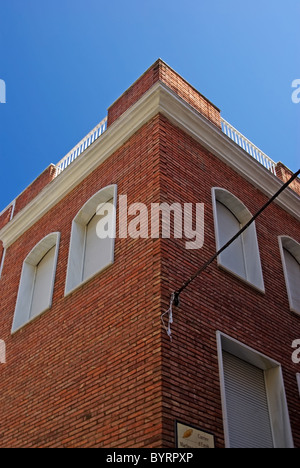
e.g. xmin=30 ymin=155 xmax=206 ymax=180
xmin=65 ymin=185 xmax=117 ymax=295
xmin=212 ymin=188 xmax=264 ymax=292
xmin=12 ymin=232 xmax=60 ymax=333
xmin=279 ymin=236 xmax=300 ymax=315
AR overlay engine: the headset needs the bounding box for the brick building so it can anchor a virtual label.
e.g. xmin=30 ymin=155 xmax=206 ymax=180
xmin=0 ymin=59 xmax=299 ymax=448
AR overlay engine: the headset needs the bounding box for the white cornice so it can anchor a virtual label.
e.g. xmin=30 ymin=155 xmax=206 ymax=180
xmin=0 ymin=82 xmax=299 ymax=248
xmin=158 ymin=84 xmax=300 ymax=217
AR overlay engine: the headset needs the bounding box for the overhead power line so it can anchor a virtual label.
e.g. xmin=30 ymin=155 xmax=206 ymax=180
xmin=162 ymin=168 xmax=300 ymax=340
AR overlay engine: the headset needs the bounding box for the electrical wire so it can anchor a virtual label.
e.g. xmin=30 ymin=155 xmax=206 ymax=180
xmin=162 ymin=168 xmax=300 ymax=339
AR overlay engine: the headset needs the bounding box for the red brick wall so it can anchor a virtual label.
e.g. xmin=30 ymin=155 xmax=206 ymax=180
xmin=157 ymin=115 xmax=300 ymax=448
xmin=14 ymin=164 xmax=57 ymax=216
xmin=0 ymin=118 xmax=299 ymax=447
xmin=0 ymin=205 xmax=13 ymax=231
xmin=107 ymin=59 xmax=221 ymax=129
xmin=0 ymin=116 xmax=164 ymax=448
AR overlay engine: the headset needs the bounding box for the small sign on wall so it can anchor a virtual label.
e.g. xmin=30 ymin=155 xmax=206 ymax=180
xmin=175 ymin=421 xmax=215 ymax=449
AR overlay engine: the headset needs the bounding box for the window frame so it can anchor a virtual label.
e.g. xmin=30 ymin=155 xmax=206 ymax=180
xmin=278 ymin=236 xmax=300 ymax=316
xmin=0 ymin=247 xmax=6 ymax=279
xmin=216 ymin=331 xmax=294 ymax=448
xmin=65 ymin=184 xmax=117 ymax=296
xmin=212 ymin=187 xmax=265 ymax=293
xmin=11 ymin=232 xmax=60 ymax=333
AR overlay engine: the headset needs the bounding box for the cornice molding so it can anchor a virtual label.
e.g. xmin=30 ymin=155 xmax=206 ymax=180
xmin=1 ymin=81 xmax=299 ymax=248
xmin=158 ymin=84 xmax=299 ymax=216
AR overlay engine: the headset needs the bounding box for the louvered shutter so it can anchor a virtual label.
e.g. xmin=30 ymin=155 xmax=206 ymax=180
xmin=216 ymin=201 xmax=247 ymax=279
xmin=30 ymin=246 xmax=56 ymax=319
xmin=283 ymin=248 xmax=300 ymax=312
xmin=83 ymin=200 xmax=114 ymax=281
xmin=222 ymin=351 xmax=274 ymax=448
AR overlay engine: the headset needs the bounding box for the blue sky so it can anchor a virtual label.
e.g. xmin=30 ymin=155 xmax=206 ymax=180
xmin=0 ymin=0 xmax=299 ymax=212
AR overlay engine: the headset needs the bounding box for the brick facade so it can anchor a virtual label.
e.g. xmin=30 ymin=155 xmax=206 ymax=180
xmin=276 ymin=162 xmax=300 ymax=197
xmin=158 ymin=115 xmax=299 ymax=448
xmin=0 ymin=61 xmax=299 ymax=448
xmin=0 ymin=117 xmax=163 ymax=448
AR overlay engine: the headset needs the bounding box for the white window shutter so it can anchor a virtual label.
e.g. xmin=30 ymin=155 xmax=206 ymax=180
xmin=12 ymin=262 xmax=35 ymax=332
xmin=12 ymin=233 xmax=60 ymax=333
xmin=222 ymin=351 xmax=274 ymax=448
xmin=283 ymin=248 xmax=300 ymax=312
xmin=216 ymin=201 xmax=246 ymax=279
xmin=82 ymin=201 xmax=114 ymax=282
xmin=30 ymin=246 xmax=56 ymax=319
xmin=65 ymin=186 xmax=117 ymax=295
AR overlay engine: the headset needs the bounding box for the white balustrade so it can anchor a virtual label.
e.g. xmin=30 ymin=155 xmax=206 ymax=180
xmin=55 ymin=117 xmax=107 ymax=175
xmin=221 ymin=118 xmax=276 ymax=175
xmin=55 ymin=114 xmax=276 ymax=178
xmin=0 ymin=115 xmax=281 ymax=222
